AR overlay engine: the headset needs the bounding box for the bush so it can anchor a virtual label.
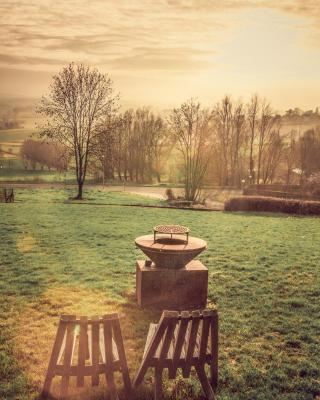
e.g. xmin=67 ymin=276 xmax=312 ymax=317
xmin=305 ymin=172 xmax=320 ymax=197
xmin=165 ymin=187 xmax=175 ymax=201
xmin=225 ymin=196 xmax=320 ymax=215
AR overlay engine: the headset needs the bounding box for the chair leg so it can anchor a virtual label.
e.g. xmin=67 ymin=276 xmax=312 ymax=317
xmin=122 ymin=368 xmax=132 ymax=400
xmin=41 ymin=373 xmax=53 ymax=399
xmin=105 ymin=370 xmax=119 ymax=400
xmin=195 ymin=364 xmax=216 ymax=400
xmin=154 ymin=368 xmax=163 ymax=400
xmin=210 ymin=360 xmax=218 ymax=391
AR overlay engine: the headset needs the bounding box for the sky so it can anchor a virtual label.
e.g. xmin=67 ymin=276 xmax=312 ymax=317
xmin=0 ymin=0 xmax=320 ymax=112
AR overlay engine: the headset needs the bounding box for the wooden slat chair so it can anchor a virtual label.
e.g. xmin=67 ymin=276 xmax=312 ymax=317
xmin=134 ymin=309 xmax=218 ymax=400
xmin=42 ymin=314 xmax=132 ymax=400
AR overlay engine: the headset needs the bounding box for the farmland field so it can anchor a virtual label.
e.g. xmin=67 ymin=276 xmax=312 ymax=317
xmin=0 ymin=128 xmax=33 ymax=144
xmin=0 ymin=189 xmax=319 ymax=399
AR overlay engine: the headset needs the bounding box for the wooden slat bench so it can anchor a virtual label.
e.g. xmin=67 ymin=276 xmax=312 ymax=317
xmin=134 ymin=309 xmax=218 ymax=400
xmin=42 ymin=314 xmax=132 ymax=399
xmin=0 ymin=188 xmax=14 ymax=203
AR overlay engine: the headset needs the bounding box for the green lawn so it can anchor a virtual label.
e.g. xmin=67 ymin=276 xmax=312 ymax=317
xmin=0 ymin=189 xmax=319 ymax=399
xmin=0 ymin=167 xmax=78 ymax=183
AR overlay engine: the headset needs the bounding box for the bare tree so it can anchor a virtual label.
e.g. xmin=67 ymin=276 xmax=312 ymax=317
xmin=247 ymin=94 xmax=259 ymax=184
xmin=256 ymin=101 xmax=277 ymax=184
xmin=169 ymin=99 xmax=214 ymax=202
xmin=261 ymin=126 xmax=284 ymax=183
xmin=284 ymin=130 xmax=297 ymax=184
xmin=298 ymin=128 xmax=320 ymax=183
xmin=37 ymin=63 xmax=118 ymax=199
xmin=20 ymin=139 xmax=69 ymax=171
xmin=213 ymin=96 xmax=246 ymax=186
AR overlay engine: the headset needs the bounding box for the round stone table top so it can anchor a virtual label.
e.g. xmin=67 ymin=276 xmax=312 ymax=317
xmin=135 ymin=234 xmax=207 ymax=269
xmin=135 ymin=235 xmax=207 ymax=252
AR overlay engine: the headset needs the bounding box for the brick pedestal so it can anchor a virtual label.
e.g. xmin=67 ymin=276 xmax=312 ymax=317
xmin=136 ymin=260 xmax=208 ymax=310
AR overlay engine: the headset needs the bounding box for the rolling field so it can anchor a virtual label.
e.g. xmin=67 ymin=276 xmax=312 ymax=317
xmin=0 ymin=189 xmax=319 ymax=399
xmin=0 ymin=128 xmax=33 ymax=144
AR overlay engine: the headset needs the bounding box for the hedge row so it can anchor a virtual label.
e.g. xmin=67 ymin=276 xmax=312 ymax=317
xmin=225 ymin=196 xmax=320 ymax=215
xmin=243 ymin=188 xmax=320 ymax=201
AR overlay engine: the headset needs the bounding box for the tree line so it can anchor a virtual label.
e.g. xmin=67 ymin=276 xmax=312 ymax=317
xmin=35 ymin=63 xmax=320 ymax=200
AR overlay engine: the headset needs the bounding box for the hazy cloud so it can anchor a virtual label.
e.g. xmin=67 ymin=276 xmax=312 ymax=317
xmin=0 ymin=0 xmax=320 ymax=109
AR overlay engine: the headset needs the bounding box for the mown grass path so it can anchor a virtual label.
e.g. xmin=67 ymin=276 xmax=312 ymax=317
xmin=0 ymin=189 xmax=319 ymax=399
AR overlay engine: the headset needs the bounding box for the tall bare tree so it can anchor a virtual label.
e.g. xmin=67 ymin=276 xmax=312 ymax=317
xmin=37 ymin=63 xmax=118 ymax=199
xmin=247 ymin=94 xmax=259 ymax=184
xmin=256 ymin=101 xmax=277 ymax=184
xmin=261 ymin=127 xmax=284 ymax=183
xmin=213 ymin=96 xmax=246 ymax=186
xmin=284 ymin=130 xmax=297 ymax=184
xmin=169 ymin=99 xmax=213 ymax=202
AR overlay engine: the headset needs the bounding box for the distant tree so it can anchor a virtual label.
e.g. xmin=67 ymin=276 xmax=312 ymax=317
xmin=247 ymin=95 xmax=259 ymax=184
xmin=37 ymin=63 xmax=118 ymax=199
xmin=20 ymin=139 xmax=69 ymax=171
xmin=213 ymin=96 xmax=246 ymax=186
xmin=169 ymin=99 xmax=214 ymax=202
xmin=283 ymin=130 xmax=297 ymax=184
xmin=20 ymin=139 xmax=38 ymax=170
xmin=92 ymin=114 xmax=120 ymax=183
xmin=256 ymin=101 xmax=277 ymax=184
xmin=96 ymin=108 xmax=169 ymax=184
xmin=261 ymin=126 xmax=284 ymax=183
xmin=298 ymin=128 xmax=320 ymax=182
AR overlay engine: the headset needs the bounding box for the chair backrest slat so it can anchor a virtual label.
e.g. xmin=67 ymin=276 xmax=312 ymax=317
xmin=158 ymin=312 xmax=178 ymax=367
xmin=60 ymin=315 xmax=76 ymax=397
xmin=77 ymin=316 xmax=88 ymax=387
xmin=91 ymin=317 xmax=100 ymax=386
xmin=183 ymin=310 xmax=201 ymax=377
xmin=172 ymin=311 xmax=190 ymax=366
xmin=111 ymin=318 xmax=132 ymax=395
xmin=142 ymin=311 xmax=171 ymax=362
xmin=199 ymin=310 xmax=212 ymax=361
xmin=103 ymin=315 xmax=116 ymax=371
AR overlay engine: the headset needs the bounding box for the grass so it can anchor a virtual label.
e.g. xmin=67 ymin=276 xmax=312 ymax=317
xmin=0 ymin=189 xmax=319 ymax=399
xmin=0 ymin=168 xmax=78 ymax=183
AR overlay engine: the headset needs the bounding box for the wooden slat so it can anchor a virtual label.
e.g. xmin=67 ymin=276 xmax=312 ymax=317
xmin=60 ymin=315 xmax=76 ymax=398
xmin=170 ymin=311 xmax=189 ymax=377
xmin=57 ymin=330 xmax=67 ymax=365
xmin=158 ymin=312 xmax=178 ymax=369
xmin=54 ymin=361 xmax=121 ymax=376
xmin=167 ymin=323 xmax=179 ymax=359
xmin=210 ymin=310 xmax=219 ymax=390
xmin=199 ymin=310 xmax=212 ymax=362
xmin=91 ymin=317 xmax=100 ymax=386
xmin=111 ymin=316 xmax=132 ymax=399
xmin=134 ymin=311 xmax=173 ymax=387
xmin=77 ymin=316 xmax=87 ymax=387
xmin=103 ymin=315 xmax=119 ymax=400
xmin=143 ymin=324 xmax=157 ymax=359
xmin=99 ymin=332 xmax=119 ymax=363
xmin=42 ymin=318 xmax=68 ymax=398
xmin=183 ymin=310 xmax=201 ymax=378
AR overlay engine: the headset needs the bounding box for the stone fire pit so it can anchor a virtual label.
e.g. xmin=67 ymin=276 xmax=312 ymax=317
xmin=135 ymin=232 xmax=207 ymax=269
xmin=135 ymin=225 xmax=208 ymax=310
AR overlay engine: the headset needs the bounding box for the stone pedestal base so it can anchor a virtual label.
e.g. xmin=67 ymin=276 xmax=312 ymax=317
xmin=136 ymin=260 xmax=208 ymax=310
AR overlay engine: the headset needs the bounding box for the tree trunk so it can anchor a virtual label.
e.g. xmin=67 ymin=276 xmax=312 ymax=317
xmin=76 ymin=181 xmax=83 ymax=200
